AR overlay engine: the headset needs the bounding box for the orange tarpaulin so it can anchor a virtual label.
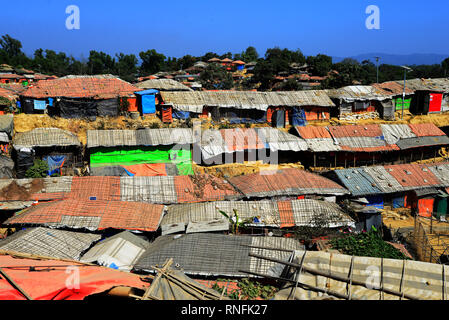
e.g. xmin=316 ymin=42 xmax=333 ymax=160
xmin=0 ymin=255 xmax=149 ymax=300
xmin=417 ymin=198 xmax=434 ymax=218
xmin=122 ymin=163 xmax=167 ymax=176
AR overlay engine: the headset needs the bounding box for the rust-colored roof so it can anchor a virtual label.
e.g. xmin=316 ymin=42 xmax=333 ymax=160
xmin=229 ymin=168 xmax=348 ymax=197
xmin=0 ymin=74 xmax=23 ymax=79
xmin=328 ymin=125 xmax=383 ymax=138
xmin=0 ymin=87 xmax=18 ymax=101
xmin=232 ymin=60 xmax=246 ymax=65
xmin=372 ymin=81 xmax=414 ymax=96
xmin=383 ymin=164 xmax=441 ymax=188
xmin=221 ymin=58 xmax=233 ymax=63
xmin=5 ymin=199 xmax=164 ymax=232
xmin=22 ymin=75 xmax=140 ymax=99
xmin=409 ymin=123 xmax=446 ymax=137
xmin=220 ymin=128 xmax=265 ymax=151
xmin=295 ymin=126 xmax=332 ymax=139
xmin=174 ymin=175 xmax=240 ymax=203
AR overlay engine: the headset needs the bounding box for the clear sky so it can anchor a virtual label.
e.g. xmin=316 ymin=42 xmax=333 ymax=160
xmin=1 ymin=0 xmax=448 ymax=59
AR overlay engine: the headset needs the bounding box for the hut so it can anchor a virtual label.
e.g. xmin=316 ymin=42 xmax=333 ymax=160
xmin=20 ymin=75 xmax=140 ymax=119
xmin=12 ymin=127 xmax=82 ymax=178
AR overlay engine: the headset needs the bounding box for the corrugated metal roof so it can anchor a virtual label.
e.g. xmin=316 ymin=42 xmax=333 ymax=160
xmin=135 ymin=79 xmax=193 ymax=91
xmin=0 ymin=227 xmax=101 ymax=261
xmin=295 ymin=126 xmax=332 ymax=139
xmin=4 ymin=199 xmax=165 ymax=232
xmin=229 ymin=168 xmax=349 ymax=198
xmin=326 ymin=85 xmax=393 ymax=102
xmin=13 ymin=128 xmax=81 ymax=148
xmin=371 ymin=81 xmax=415 ymax=96
xmin=380 ymin=124 xmax=416 ymax=145
xmin=160 ymin=90 xmax=335 ymax=113
xmin=409 ymin=123 xmax=446 ymax=137
xmin=162 ymin=199 xmax=354 ymax=232
xmin=22 ymin=75 xmax=140 ymax=99
xmin=87 ymin=128 xmax=195 ymax=148
xmin=334 ymin=168 xmax=383 ymax=197
xmin=384 ymin=164 xmax=442 ymax=189
xmin=80 ymin=231 xmax=150 ymax=271
xmin=396 ymin=136 xmax=449 ymax=150
xmin=133 ymin=233 xmax=303 ymax=277
xmin=395 ymin=78 xmax=449 ymax=93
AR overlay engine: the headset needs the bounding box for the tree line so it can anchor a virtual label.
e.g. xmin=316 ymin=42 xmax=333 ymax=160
xmin=0 ymin=34 xmax=448 ymax=89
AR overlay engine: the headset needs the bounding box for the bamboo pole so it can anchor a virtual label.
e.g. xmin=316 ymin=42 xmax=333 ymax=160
xmin=0 ymin=267 xmax=33 ymax=300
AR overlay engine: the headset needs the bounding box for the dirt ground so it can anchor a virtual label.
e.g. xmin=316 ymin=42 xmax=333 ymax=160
xmin=381 ymin=207 xmax=416 ymax=230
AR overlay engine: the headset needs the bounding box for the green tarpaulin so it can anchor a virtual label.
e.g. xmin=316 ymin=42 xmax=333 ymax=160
xmin=90 ymin=145 xmax=193 ymax=175
xmin=394 ymin=97 xmax=411 ymax=111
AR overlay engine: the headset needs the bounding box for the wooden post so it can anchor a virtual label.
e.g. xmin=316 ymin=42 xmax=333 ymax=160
xmin=430 ymin=214 xmax=433 ymax=234
xmin=314 ymin=154 xmax=316 ymax=168
xmin=353 ymin=154 xmax=356 ymax=168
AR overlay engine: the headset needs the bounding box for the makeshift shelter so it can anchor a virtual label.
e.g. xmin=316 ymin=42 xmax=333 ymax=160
xmin=135 ymin=79 xmax=193 ymax=92
xmin=0 ymin=253 xmax=149 ymax=300
xmin=196 ymin=127 xmax=307 ymax=165
xmin=159 ymin=90 xmax=335 ymax=125
xmin=3 ymin=199 xmax=165 ymax=232
xmin=0 ymin=227 xmax=101 ymax=261
xmin=12 ymin=128 xmax=82 ymax=178
xmin=395 ymin=78 xmax=449 ymax=114
xmin=326 ymin=85 xmax=394 ymax=120
xmin=268 ymin=250 xmax=449 ymax=300
xmin=87 ymin=128 xmax=195 ymax=176
xmin=161 ymin=199 xmax=355 ymax=235
xmin=81 ymin=231 xmax=151 ymax=271
xmin=133 ymin=233 xmax=303 ymax=278
xmin=372 ymin=81 xmax=415 ymax=113
xmin=228 ymin=168 xmax=349 ymax=200
xmin=20 ymin=75 xmax=140 ymax=119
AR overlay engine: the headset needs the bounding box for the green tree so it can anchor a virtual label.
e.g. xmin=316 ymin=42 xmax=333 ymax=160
xmin=139 ymin=49 xmax=166 ymax=75
xmin=442 ymin=58 xmax=449 ymax=77
xmin=241 ymin=46 xmax=259 ymax=62
xmin=306 ymin=54 xmax=332 ymax=76
xmin=115 ymin=53 xmax=138 ymax=82
xmin=201 ymin=52 xmax=219 ymax=62
xmin=199 ymin=63 xmax=234 ymax=90
xmin=87 ymin=50 xmax=115 ymax=75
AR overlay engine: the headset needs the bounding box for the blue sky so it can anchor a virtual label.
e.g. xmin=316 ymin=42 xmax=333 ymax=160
xmin=1 ymin=0 xmax=448 ymax=59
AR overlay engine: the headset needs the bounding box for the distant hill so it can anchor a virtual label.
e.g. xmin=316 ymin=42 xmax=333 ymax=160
xmin=333 ymin=53 xmax=448 ymax=66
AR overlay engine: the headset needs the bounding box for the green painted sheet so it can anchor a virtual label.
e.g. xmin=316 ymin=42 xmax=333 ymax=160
xmin=90 ymin=146 xmax=193 ymax=175
xmin=394 ymin=97 xmax=411 ymax=111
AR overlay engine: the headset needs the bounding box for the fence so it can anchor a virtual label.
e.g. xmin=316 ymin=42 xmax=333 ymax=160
xmin=412 ymin=215 xmax=449 ymax=264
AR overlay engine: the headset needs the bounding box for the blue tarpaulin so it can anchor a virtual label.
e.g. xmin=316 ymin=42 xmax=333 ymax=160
xmin=172 ymin=110 xmax=190 ymax=120
xmin=393 ymin=196 xmax=405 ymax=208
xmin=33 ymin=100 xmax=47 ymax=110
xmin=142 ymin=95 xmax=156 ymax=114
xmin=291 ymin=107 xmax=307 ymax=127
xmin=366 ymin=195 xmax=384 ymax=210
xmin=48 ymin=98 xmax=54 ymax=107
xmin=43 ymin=155 xmax=66 ymax=176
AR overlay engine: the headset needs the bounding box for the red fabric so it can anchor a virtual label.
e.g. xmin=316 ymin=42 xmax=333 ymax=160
xmin=428 ymin=93 xmax=443 ymax=113
xmin=0 ymin=255 xmax=149 ymax=300
xmin=417 ymin=198 xmax=434 ymax=218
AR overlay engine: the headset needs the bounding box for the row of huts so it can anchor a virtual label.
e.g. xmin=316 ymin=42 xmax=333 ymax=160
xmin=3 ymin=122 xmax=449 ymax=179
xmin=12 ymin=75 xmax=449 ymax=125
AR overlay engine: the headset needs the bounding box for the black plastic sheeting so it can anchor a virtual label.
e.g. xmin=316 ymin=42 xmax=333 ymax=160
xmin=96 ymin=99 xmax=119 ymax=117
xmin=0 ymin=155 xmax=14 ymax=178
xmin=58 ymin=98 xmax=98 ymax=120
xmin=15 ymin=149 xmax=35 ymax=179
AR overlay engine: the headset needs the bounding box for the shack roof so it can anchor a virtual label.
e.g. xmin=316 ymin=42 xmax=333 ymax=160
xmin=4 ymin=199 xmax=165 ymax=232
xmin=199 ymin=127 xmax=307 ymax=160
xmin=13 ymin=127 xmax=81 ymax=149
xmin=371 ymin=81 xmax=415 ymax=96
xmin=0 ymin=87 xmax=18 ymax=102
xmin=162 ymin=199 xmax=355 ymax=233
xmin=333 ymin=162 xmax=449 ymax=196
xmin=87 ymin=128 xmax=195 ymax=148
xmin=133 ymin=233 xmax=303 ymax=277
xmin=0 ymin=227 xmax=101 ymax=261
xmin=80 ymin=231 xmax=150 ymax=271
xmin=228 ymin=168 xmax=349 ymax=198
xmin=159 ymin=90 xmax=335 ymax=113
xmin=395 ymin=78 xmax=449 ymax=93
xmin=0 ymin=253 xmax=149 ymax=300
xmin=326 ymin=85 xmax=393 ymax=102
xmin=135 ymin=78 xmax=193 ymax=91
xmin=22 ymin=75 xmax=141 ymax=99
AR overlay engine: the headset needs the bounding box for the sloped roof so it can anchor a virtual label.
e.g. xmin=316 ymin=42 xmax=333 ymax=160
xmin=0 ymin=87 xmax=18 ymax=101
xmin=0 ymin=227 xmax=101 ymax=261
xmin=4 ymin=199 xmax=165 ymax=232
xmin=162 ymin=199 xmax=355 ymax=232
xmin=0 ymin=253 xmax=149 ymax=300
xmin=87 ymin=128 xmax=195 ymax=148
xmin=228 ymin=168 xmax=349 ymax=198
xmin=371 ymin=81 xmax=415 ymax=96
xmin=13 ymin=127 xmax=81 ymax=148
xmin=326 ymin=85 xmax=393 ymax=102
xmin=135 ymin=79 xmax=193 ymax=91
xmin=160 ymin=90 xmax=335 ymax=113
xmin=80 ymin=231 xmax=150 ymax=271
xmin=198 ymin=127 xmax=307 ymax=160
xmin=22 ymin=75 xmax=140 ymax=99
xmin=334 ymin=162 xmax=449 ymax=196
xmin=133 ymin=233 xmax=303 ymax=277
xmin=395 ymin=78 xmax=449 ymax=93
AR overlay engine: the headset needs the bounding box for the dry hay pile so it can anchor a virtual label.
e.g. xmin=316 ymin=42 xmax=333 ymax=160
xmin=13 ymin=114 xmax=167 ymax=145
